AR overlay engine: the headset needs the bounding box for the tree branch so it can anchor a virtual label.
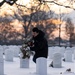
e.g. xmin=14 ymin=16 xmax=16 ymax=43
xmin=43 ymin=1 xmax=75 ymax=10
xmin=0 ymin=0 xmax=5 ymax=7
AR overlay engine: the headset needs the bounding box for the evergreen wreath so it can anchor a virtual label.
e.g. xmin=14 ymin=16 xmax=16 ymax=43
xmin=20 ymin=37 xmax=35 ymax=59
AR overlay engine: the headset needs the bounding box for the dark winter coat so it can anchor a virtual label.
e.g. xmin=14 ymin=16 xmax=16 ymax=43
xmin=30 ymin=30 xmax=48 ymax=59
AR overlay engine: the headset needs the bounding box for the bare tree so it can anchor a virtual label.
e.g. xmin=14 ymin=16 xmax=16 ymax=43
xmin=66 ymin=18 xmax=74 ymax=47
xmin=0 ymin=0 xmax=17 ymax=6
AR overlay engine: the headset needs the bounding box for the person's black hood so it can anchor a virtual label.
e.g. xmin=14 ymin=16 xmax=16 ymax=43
xmin=33 ymin=30 xmax=45 ymax=41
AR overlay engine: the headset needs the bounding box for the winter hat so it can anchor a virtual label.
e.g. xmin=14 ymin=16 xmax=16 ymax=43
xmin=32 ymin=27 xmax=39 ymax=33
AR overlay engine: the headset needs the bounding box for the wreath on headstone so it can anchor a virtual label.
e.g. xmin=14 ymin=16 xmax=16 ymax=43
xmin=20 ymin=37 xmax=35 ymax=59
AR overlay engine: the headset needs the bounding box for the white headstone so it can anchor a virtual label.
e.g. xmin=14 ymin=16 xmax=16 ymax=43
xmin=48 ymin=47 xmax=55 ymax=59
xmin=64 ymin=50 xmax=72 ymax=62
xmin=0 ymin=49 xmax=3 ymax=59
xmin=0 ymin=60 xmax=4 ymax=75
xmin=71 ymin=47 xmax=75 ymax=54
xmin=53 ymin=53 xmax=62 ymax=68
xmin=5 ymin=49 xmax=14 ymax=61
xmin=51 ymin=46 xmax=64 ymax=58
xmin=20 ymin=58 xmax=29 ymax=68
xmin=74 ymin=50 xmax=75 ymax=59
xmin=0 ymin=49 xmax=4 ymax=75
xmin=60 ymin=47 xmax=66 ymax=57
xmin=66 ymin=47 xmax=71 ymax=51
xmin=13 ymin=46 xmax=20 ymax=57
xmin=3 ymin=45 xmax=9 ymax=54
xmin=36 ymin=57 xmax=47 ymax=75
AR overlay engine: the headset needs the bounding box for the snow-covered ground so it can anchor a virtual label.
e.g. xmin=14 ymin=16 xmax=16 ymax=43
xmin=4 ymin=57 xmax=75 ymax=75
xmin=1 ymin=46 xmax=75 ymax=75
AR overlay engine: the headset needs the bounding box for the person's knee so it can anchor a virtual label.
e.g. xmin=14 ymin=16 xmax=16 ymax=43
xmin=33 ymin=57 xmax=36 ymax=63
xmin=33 ymin=59 xmax=36 ymax=63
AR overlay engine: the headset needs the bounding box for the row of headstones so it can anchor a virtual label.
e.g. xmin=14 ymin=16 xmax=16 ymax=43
xmin=0 ymin=45 xmax=47 ymax=75
xmin=50 ymin=52 xmax=73 ymax=68
xmin=48 ymin=46 xmax=75 ymax=62
xmin=5 ymin=48 xmax=20 ymax=61
xmin=20 ymin=52 xmax=70 ymax=74
xmin=2 ymin=46 xmax=75 ymax=62
xmin=20 ymin=57 xmax=47 ymax=75
xmin=0 ymin=48 xmax=28 ymax=75
xmin=0 ymin=45 xmax=21 ymax=75
xmin=0 ymin=46 xmax=75 ymax=75
xmin=0 ymin=49 xmax=47 ymax=75
xmin=0 ymin=45 xmax=21 ymax=61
